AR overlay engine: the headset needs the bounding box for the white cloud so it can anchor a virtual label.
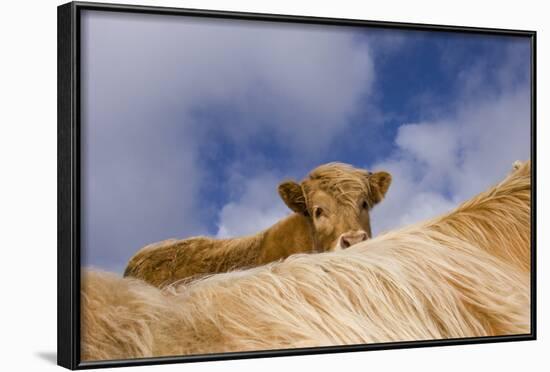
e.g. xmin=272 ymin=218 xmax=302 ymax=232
xmin=83 ymin=11 xmax=375 ymax=153
xmin=395 ymin=122 xmax=459 ymax=173
xmin=81 ymin=11 xmax=375 ymax=271
xmin=370 ymin=85 xmax=530 ymax=235
xmin=215 ymin=173 xmax=291 ymax=238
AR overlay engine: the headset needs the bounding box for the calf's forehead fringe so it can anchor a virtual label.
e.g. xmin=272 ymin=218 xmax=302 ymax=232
xmin=302 ymin=162 xmax=372 ymax=208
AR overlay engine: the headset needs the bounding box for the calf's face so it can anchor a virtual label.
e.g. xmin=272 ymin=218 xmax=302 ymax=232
xmin=278 ymin=163 xmax=392 ymax=252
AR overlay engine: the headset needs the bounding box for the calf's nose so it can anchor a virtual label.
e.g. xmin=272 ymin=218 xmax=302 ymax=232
xmin=340 ymin=230 xmax=368 ymax=249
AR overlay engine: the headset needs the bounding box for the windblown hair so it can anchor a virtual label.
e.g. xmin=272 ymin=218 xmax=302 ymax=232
xmin=428 ymin=161 xmax=531 ymax=272
xmin=81 ymin=161 xmax=531 ymax=361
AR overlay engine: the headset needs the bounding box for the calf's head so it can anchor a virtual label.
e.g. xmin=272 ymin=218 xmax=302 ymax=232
xmin=278 ymin=163 xmax=391 ymax=251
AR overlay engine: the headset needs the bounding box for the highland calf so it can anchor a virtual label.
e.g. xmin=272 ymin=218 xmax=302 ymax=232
xmin=124 ymin=163 xmax=392 ymax=287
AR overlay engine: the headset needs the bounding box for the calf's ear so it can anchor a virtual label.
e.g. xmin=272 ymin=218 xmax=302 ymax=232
xmin=278 ymin=181 xmax=307 ymax=214
xmin=368 ymin=171 xmax=392 ymax=205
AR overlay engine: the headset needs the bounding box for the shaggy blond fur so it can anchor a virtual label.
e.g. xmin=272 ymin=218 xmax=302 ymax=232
xmin=427 ymin=162 xmax=531 ymax=273
xmin=124 ymin=163 xmax=391 ymax=287
xmin=81 ymin=161 xmax=530 ymax=361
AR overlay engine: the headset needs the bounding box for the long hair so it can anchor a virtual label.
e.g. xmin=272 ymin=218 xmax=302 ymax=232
xmin=81 ymin=162 xmax=531 ymax=361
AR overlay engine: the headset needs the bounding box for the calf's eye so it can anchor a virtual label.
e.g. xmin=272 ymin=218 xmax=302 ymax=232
xmin=362 ymin=201 xmax=369 ymax=210
xmin=314 ymin=207 xmax=324 ymax=218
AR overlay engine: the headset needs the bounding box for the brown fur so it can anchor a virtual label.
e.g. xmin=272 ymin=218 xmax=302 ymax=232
xmin=81 ymin=161 xmax=531 ymax=361
xmin=124 ymin=163 xmax=391 ymax=287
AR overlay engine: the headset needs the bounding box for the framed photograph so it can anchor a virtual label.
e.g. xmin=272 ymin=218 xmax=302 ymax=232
xmin=58 ymin=1 xmax=536 ymax=369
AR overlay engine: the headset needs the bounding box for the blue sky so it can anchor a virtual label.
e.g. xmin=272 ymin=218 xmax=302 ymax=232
xmin=80 ymin=10 xmax=531 ymax=273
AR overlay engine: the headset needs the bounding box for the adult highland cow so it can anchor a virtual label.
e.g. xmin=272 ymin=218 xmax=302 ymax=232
xmin=81 ymin=161 xmax=531 ymax=361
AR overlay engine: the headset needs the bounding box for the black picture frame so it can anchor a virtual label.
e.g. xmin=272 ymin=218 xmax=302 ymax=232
xmin=58 ymin=1 xmax=537 ymax=369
